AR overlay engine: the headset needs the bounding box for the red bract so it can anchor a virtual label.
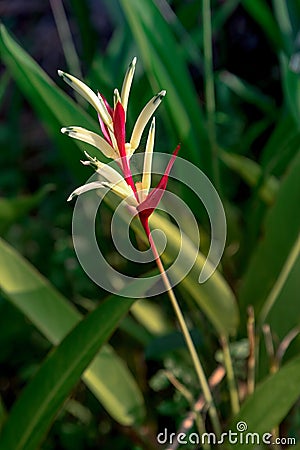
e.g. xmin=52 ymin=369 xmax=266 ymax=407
xmin=97 ymin=93 xmax=113 ymax=146
xmin=113 ymin=102 xmax=137 ymax=193
xmin=137 ymin=145 xmax=180 ymax=237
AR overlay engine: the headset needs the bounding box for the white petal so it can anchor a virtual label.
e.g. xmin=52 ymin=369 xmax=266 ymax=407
xmin=129 ymin=90 xmax=166 ymax=153
xmin=113 ymin=88 xmax=121 ymax=109
xmin=141 ymin=117 xmax=155 ymax=199
xmin=61 ymin=126 xmax=117 ymax=159
xmin=58 ymin=70 xmax=112 ymax=128
xmin=96 ymin=164 xmax=138 ymax=206
xmin=67 ymin=181 xmax=103 ymax=201
xmin=121 ymin=57 xmax=137 ymax=114
xmin=102 ymin=182 xmax=138 ymax=207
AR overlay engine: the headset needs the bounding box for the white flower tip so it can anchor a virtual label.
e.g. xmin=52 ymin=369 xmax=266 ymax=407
xmin=84 ymin=150 xmax=95 ymax=160
xmin=61 ymin=126 xmax=74 ymax=136
xmin=132 ymin=56 xmax=137 ymax=66
xmin=57 ymin=70 xmax=64 ymax=77
xmin=114 ymin=88 xmax=121 ymax=102
xmin=67 ymin=193 xmax=75 ymax=202
xmin=152 ymin=90 xmax=166 ymax=106
xmin=80 ymin=160 xmax=91 ymax=166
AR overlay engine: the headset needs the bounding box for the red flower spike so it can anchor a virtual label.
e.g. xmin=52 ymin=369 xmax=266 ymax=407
xmin=113 ymin=102 xmax=126 ymax=159
xmin=137 ymin=144 xmax=180 ymax=238
xmin=98 ymin=92 xmax=113 ymax=117
xmin=98 ymin=113 xmax=113 ymax=146
xmin=97 ymin=93 xmax=114 ymax=146
xmin=113 ymin=101 xmax=137 ymax=193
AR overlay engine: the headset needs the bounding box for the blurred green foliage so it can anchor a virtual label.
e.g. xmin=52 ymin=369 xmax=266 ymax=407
xmin=0 ymin=0 xmax=300 ymax=449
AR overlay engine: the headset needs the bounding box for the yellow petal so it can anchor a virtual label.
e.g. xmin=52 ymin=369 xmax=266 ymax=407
xmin=129 ymin=90 xmax=166 ymax=153
xmin=58 ymin=70 xmax=112 ymax=128
xmin=67 ymin=181 xmax=103 ymax=201
xmin=102 ymin=181 xmax=138 ymax=207
xmin=61 ymin=127 xmax=118 ymax=159
xmin=121 ymin=57 xmax=137 ymax=114
xmin=141 ymin=117 xmax=155 ymax=198
xmin=113 ymin=88 xmax=121 ymax=110
xmin=96 ymin=163 xmax=138 ymax=206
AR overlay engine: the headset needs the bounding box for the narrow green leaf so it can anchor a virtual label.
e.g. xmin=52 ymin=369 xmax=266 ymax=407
xmin=0 ymin=237 xmax=145 ymax=425
xmin=0 ymin=25 xmax=103 ymax=180
xmin=280 ymin=53 xmax=300 ymax=127
xmin=218 ymin=71 xmax=277 ymax=116
xmin=239 ymin=151 xmax=300 ymax=334
xmin=220 ymin=151 xmax=279 ymax=205
xmin=118 ymin=0 xmax=211 ymax=171
xmin=230 ymin=354 xmax=300 ymax=449
xmin=260 ymin=114 xmax=300 ymax=176
xmin=241 ymin=0 xmax=282 ymax=50
xmin=272 ymin=0 xmax=294 ymax=54
xmin=0 ymin=294 xmax=134 ymax=450
xmin=0 ymin=185 xmax=55 ymax=234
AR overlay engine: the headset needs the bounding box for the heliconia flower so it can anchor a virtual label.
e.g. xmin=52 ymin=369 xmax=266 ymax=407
xmin=58 ymin=57 xmax=166 ymax=167
xmin=61 ymin=57 xmax=178 ymax=239
xmin=66 ymin=117 xmax=180 ymax=238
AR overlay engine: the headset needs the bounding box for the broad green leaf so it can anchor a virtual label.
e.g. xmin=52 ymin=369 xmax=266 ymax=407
xmin=0 ymin=293 xmax=135 ymax=450
xmin=239 ymin=151 xmax=300 ymax=333
xmin=0 ymin=238 xmax=145 ymax=425
xmin=118 ymin=0 xmax=212 ymax=172
xmin=131 ymin=299 xmax=173 ymax=335
xmin=220 ymin=151 xmax=279 ymax=205
xmin=0 ymin=25 xmax=103 ymax=181
xmin=229 ymin=354 xmax=300 ymax=449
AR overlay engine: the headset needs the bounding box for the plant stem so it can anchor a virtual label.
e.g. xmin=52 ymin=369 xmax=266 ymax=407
xmin=220 ymin=335 xmax=240 ymax=416
xmin=148 ymin=232 xmax=222 ymax=437
xmin=247 ymin=306 xmax=255 ymax=396
xmin=164 ymin=371 xmax=210 ymax=449
xmin=202 ymin=0 xmax=221 ymax=191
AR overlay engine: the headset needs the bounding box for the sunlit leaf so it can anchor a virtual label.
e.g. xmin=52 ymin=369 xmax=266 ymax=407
xmin=0 ymin=238 xmax=145 ymax=425
xmin=0 ymin=293 xmax=135 ymax=450
xmin=229 ymin=354 xmax=300 ymax=449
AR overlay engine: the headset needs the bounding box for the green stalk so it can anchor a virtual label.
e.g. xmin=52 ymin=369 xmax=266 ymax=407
xmin=247 ymin=306 xmax=255 ymax=395
xmin=49 ymin=0 xmax=83 ymax=82
xmin=220 ymin=335 xmax=240 ymax=415
xmin=148 ymin=233 xmax=222 ymax=437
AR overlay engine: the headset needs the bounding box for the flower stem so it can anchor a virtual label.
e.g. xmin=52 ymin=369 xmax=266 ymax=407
xmin=220 ymin=335 xmax=240 ymax=415
xmin=148 ymin=232 xmax=222 ymax=437
xmin=247 ymin=306 xmax=256 ymax=396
